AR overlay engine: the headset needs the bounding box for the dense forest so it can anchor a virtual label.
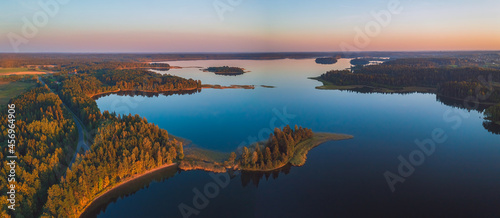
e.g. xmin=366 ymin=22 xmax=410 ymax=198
xmin=94 ymin=69 xmax=201 ymax=91
xmin=204 ymin=66 xmax=246 ymax=75
xmin=47 ymin=74 xmax=106 ymax=130
xmin=485 ymin=104 xmax=500 ymax=124
xmin=238 ymin=125 xmax=313 ymax=171
xmin=350 ymin=58 xmax=370 ymax=66
xmin=0 ymin=56 xmax=203 ymax=217
xmin=1 ymin=54 xmax=498 ymax=216
xmin=0 ymin=87 xmax=78 ymax=217
xmin=321 ymin=65 xmax=500 ymax=88
xmin=46 ymin=69 xmax=201 ymax=129
xmin=319 ymin=64 xmax=500 ymax=103
xmin=315 ymin=57 xmax=338 ymax=65
xmin=318 ymin=58 xmax=500 ymax=132
xmin=437 ymin=81 xmax=500 ymax=103
xmin=42 ymin=113 xmax=185 ymax=217
xmin=48 ymin=62 xmax=170 ymax=73
xmin=381 ymin=58 xmax=473 ymax=68
xmin=0 ymin=75 xmax=36 ymax=83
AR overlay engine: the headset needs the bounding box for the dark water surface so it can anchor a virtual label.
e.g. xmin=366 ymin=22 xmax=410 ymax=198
xmin=92 ymin=59 xmax=500 ymax=217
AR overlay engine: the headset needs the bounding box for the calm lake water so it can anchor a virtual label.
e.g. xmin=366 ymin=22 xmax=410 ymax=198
xmin=92 ymin=59 xmax=500 ymax=217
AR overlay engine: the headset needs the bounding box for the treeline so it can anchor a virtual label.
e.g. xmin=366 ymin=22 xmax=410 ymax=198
xmin=485 ymin=104 xmax=500 ymax=124
xmin=320 ymin=66 xmax=500 ymax=98
xmin=319 ymin=62 xmax=500 ymax=132
xmin=47 ymin=69 xmax=201 ymax=129
xmin=238 ymin=125 xmax=313 ymax=170
xmin=95 ymin=69 xmax=201 ymax=91
xmin=49 ymin=62 xmax=170 ymax=73
xmin=0 ymin=75 xmax=37 ymax=83
xmin=42 ymin=113 xmax=184 ymax=217
xmin=0 ymin=87 xmax=78 ymax=217
xmin=0 ymin=54 xmax=169 ymax=68
xmin=437 ymin=81 xmax=500 ymax=103
xmin=382 ymin=58 xmax=472 ymax=68
xmin=48 ymin=74 xmax=106 ymax=130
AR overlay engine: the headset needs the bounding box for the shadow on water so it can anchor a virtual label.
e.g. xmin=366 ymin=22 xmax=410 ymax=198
xmin=240 ymin=164 xmax=293 ymax=188
xmin=91 ymin=89 xmax=201 ymax=100
xmin=435 ymin=95 xmax=494 ymax=112
xmin=483 ymin=121 xmax=500 ymax=135
xmin=334 ymin=87 xmax=435 ymax=95
xmin=80 ymin=166 xmax=179 ymax=218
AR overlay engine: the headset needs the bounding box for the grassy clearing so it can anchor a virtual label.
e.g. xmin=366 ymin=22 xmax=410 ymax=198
xmin=184 ymin=146 xmax=231 ymax=163
xmin=179 ymin=146 xmax=232 ymax=173
xmin=289 ymin=133 xmax=354 ymax=166
xmin=0 ymin=67 xmax=45 ymax=74
xmin=0 ymin=68 xmax=28 ymax=74
xmin=0 ymin=81 xmax=36 ymax=105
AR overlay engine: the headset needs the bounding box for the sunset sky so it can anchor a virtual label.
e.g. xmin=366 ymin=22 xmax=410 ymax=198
xmin=1 ymin=0 xmax=499 ymax=53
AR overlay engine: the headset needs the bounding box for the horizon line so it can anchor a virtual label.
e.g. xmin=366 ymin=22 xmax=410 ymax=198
xmin=0 ymin=50 xmax=499 ymax=55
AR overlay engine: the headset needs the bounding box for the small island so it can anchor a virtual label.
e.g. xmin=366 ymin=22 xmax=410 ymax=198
xmin=203 ymin=66 xmax=247 ymax=76
xmin=315 ymin=57 xmax=338 ymax=65
xmin=260 ymin=85 xmax=276 ymax=88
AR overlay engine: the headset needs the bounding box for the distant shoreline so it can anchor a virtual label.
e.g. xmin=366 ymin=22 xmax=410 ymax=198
xmin=310 ymin=77 xmax=500 ymax=106
xmin=310 ymin=77 xmax=437 ymax=94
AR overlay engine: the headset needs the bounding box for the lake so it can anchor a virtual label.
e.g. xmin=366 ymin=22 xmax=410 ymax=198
xmin=91 ymin=58 xmax=500 ymax=217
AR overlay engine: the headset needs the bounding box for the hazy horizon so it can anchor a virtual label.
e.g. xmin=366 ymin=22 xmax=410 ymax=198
xmin=1 ymin=50 xmax=500 ymax=55
xmin=1 ymin=0 xmax=499 ymax=53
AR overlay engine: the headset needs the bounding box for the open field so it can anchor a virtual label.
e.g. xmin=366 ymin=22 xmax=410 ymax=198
xmin=0 ymin=81 xmax=36 ymax=105
xmin=0 ymin=67 xmax=49 ymax=75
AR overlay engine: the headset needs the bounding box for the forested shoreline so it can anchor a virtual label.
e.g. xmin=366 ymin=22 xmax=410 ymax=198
xmin=1 ymin=60 xmax=201 ymax=217
xmin=1 ymin=55 xmax=498 ymax=217
xmin=316 ymin=58 xmax=500 ymax=125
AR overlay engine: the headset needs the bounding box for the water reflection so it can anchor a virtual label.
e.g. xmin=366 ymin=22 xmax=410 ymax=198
xmin=81 ymin=166 xmax=179 ymax=218
xmin=483 ymin=121 xmax=500 ymax=135
xmin=435 ymin=95 xmax=493 ymax=112
xmin=333 ymin=87 xmax=434 ymax=94
xmin=240 ymin=164 xmax=292 ymax=188
xmin=92 ymin=89 xmax=201 ymax=100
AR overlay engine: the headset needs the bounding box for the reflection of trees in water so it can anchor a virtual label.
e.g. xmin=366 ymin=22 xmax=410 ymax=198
xmin=437 ymin=95 xmax=500 ymax=134
xmin=435 ymin=95 xmax=491 ymax=112
xmin=336 ymin=87 xmax=432 ymax=95
xmin=483 ymin=121 xmax=500 ymax=135
xmin=81 ymin=166 xmax=179 ymax=217
xmin=92 ymin=89 xmax=201 ymax=100
xmin=240 ymin=164 xmax=292 ymax=187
